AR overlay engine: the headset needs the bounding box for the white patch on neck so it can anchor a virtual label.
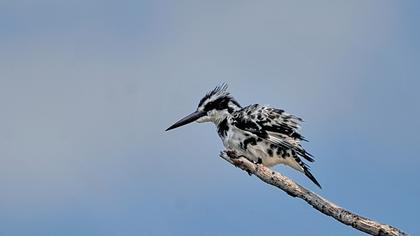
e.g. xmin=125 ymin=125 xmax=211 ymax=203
xmin=210 ymin=110 xmax=230 ymax=125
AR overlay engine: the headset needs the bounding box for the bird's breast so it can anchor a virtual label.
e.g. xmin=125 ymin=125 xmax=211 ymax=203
xmin=220 ymin=126 xmax=247 ymax=151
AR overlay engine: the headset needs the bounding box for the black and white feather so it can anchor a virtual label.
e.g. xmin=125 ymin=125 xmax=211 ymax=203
xmin=166 ymin=84 xmax=321 ymax=188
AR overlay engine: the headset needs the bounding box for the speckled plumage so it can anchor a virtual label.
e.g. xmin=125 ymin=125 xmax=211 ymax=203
xmin=166 ymin=84 xmax=321 ymax=188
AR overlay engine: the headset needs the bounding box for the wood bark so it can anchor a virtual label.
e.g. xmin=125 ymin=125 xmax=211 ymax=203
xmin=220 ymin=151 xmax=407 ymax=236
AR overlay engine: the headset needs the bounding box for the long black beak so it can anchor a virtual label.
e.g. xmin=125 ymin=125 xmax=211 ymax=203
xmin=165 ymin=110 xmax=206 ymax=131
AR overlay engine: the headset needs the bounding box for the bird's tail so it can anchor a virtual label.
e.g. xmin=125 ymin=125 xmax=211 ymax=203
xmin=291 ymin=153 xmax=322 ymax=188
xmin=303 ymin=167 xmax=322 ymax=189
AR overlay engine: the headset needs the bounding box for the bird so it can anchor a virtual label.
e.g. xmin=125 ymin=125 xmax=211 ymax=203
xmin=165 ymin=84 xmax=321 ymax=188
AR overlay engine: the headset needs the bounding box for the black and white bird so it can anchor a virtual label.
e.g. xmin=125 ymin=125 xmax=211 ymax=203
xmin=166 ymin=84 xmax=321 ymax=188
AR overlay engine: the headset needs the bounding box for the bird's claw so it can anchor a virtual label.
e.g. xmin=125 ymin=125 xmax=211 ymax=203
xmin=225 ymin=150 xmax=239 ymax=159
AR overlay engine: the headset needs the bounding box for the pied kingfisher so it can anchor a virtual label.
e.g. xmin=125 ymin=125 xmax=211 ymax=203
xmin=166 ymin=84 xmax=321 ymax=188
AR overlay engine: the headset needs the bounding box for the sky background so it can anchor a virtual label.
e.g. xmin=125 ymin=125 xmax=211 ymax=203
xmin=1 ymin=1 xmax=419 ymax=235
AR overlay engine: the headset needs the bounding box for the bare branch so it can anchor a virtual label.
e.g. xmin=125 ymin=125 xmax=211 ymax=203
xmin=220 ymin=151 xmax=407 ymax=236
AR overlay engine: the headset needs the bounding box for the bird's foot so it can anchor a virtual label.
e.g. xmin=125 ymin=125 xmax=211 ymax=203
xmin=225 ymin=150 xmax=239 ymax=159
xmin=222 ymin=150 xmax=253 ymax=176
xmin=225 ymin=150 xmax=248 ymax=159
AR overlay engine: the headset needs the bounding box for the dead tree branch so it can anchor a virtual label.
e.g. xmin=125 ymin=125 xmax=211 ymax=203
xmin=220 ymin=150 xmax=407 ymax=236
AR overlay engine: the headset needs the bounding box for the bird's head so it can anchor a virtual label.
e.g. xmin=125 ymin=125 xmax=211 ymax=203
xmin=166 ymin=84 xmax=241 ymax=131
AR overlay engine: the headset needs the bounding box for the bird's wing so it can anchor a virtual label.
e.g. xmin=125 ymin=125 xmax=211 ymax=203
xmin=231 ymin=104 xmax=314 ymax=162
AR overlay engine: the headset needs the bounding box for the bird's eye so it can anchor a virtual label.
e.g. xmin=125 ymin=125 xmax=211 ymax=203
xmin=205 ymin=102 xmax=214 ymax=110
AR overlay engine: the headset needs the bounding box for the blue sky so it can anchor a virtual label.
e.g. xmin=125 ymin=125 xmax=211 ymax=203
xmin=1 ymin=1 xmax=419 ymax=235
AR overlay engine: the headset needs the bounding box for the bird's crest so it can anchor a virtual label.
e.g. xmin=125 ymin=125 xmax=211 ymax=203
xmin=198 ymin=83 xmax=230 ymax=107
